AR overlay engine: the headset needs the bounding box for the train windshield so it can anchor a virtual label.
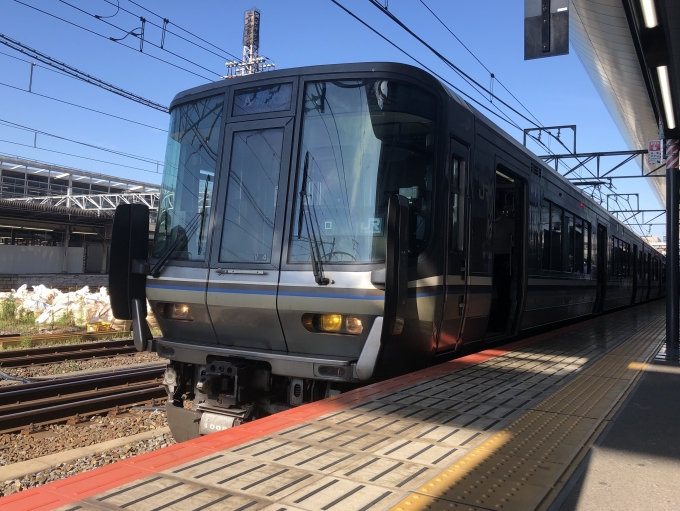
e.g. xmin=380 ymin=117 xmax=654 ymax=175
xmin=153 ymin=95 xmax=224 ymax=260
xmin=290 ymin=80 xmax=436 ymax=263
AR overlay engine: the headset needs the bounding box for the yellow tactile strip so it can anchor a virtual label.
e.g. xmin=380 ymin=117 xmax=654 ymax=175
xmin=389 ymin=317 xmax=665 ymax=511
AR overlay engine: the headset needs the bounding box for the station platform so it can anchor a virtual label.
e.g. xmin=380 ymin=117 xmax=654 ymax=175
xmin=1 ymin=300 xmax=672 ymax=511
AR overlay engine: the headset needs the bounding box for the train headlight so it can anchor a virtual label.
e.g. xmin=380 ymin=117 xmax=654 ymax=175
xmin=318 ymin=314 xmax=342 ymax=332
xmin=345 ymin=316 xmax=363 ymax=335
xmin=162 ymin=303 xmax=194 ymax=321
xmin=311 ymin=314 xmax=363 ymax=335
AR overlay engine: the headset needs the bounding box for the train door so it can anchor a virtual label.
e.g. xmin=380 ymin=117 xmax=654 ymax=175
xmin=438 ymin=142 xmax=468 ymax=352
xmin=206 ymin=118 xmax=294 ymax=351
xmin=594 ymin=224 xmax=607 ymax=313
xmin=632 ymin=244 xmax=638 ymax=305
xmin=485 ymin=166 xmax=525 ymax=339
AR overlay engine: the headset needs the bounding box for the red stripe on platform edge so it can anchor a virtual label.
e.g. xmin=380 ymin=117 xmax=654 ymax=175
xmin=0 ymin=318 xmax=589 ymax=511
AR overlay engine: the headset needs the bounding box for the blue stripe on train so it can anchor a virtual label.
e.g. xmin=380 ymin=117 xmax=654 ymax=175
xmin=147 ymin=283 xmax=445 ymax=300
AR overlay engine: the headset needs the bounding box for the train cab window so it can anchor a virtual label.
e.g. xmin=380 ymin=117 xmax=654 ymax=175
xmin=153 ymin=95 xmax=224 ymax=261
xmin=290 ymin=79 xmax=436 ymax=263
xmin=550 ymin=205 xmax=563 ymax=271
xmin=219 ymin=128 xmax=285 ymax=263
xmin=232 ymin=83 xmax=293 ymax=116
xmin=449 ymin=157 xmax=465 ymax=252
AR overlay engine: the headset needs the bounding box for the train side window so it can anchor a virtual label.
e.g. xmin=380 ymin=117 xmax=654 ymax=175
xmin=584 ymin=221 xmax=591 ymax=273
xmin=541 ymin=200 xmax=550 ymax=270
xmin=574 ymin=218 xmax=584 ymax=273
xmin=564 ymin=211 xmax=574 ymax=272
xmin=640 ymin=251 xmax=644 ymax=279
xmin=550 ymin=205 xmax=563 ymax=271
xmin=449 ymin=156 xmax=465 ymax=252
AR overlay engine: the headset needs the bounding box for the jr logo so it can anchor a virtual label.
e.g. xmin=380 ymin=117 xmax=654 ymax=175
xmin=360 ymin=217 xmax=383 ymax=235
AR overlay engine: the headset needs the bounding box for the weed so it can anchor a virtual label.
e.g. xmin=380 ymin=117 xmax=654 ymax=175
xmin=0 ymin=297 xmax=37 ymax=332
xmin=0 ymin=297 xmax=16 ymax=321
xmin=19 ymin=335 xmax=32 ymax=348
xmin=54 ymin=311 xmax=76 ymax=328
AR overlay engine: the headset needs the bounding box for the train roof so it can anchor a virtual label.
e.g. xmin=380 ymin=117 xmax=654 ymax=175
xmin=169 ymin=62 xmax=664 ymax=260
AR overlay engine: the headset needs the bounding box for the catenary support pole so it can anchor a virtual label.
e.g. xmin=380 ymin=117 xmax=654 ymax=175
xmin=666 ymin=139 xmax=679 ymax=345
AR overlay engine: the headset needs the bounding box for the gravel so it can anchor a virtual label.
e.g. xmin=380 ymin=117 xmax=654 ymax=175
xmin=3 ymin=351 xmax=162 ymax=378
xmin=0 ymin=410 xmax=169 ymax=466
xmin=0 ymin=432 xmax=175 ymax=497
xmin=0 ymin=410 xmax=176 ymax=497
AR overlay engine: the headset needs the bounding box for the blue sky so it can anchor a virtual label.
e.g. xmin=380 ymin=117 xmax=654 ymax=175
xmin=0 ymin=0 xmax=663 ymax=236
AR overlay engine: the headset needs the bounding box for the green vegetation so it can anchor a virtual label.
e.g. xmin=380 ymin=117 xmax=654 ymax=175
xmin=0 ymin=296 xmax=37 ymax=333
xmin=52 ymin=310 xmax=76 ymax=329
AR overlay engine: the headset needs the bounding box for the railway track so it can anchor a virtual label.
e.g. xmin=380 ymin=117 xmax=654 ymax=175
xmin=0 ymin=330 xmax=132 ymax=349
xmin=0 ymin=366 xmax=166 ymax=433
xmin=0 ymin=339 xmax=137 ymax=368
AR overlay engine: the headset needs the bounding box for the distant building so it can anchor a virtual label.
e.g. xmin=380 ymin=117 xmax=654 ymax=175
xmin=641 ymin=236 xmax=666 ymax=255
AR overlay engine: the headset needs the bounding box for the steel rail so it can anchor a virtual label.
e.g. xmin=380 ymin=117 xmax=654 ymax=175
xmin=0 ymin=366 xmax=166 ymax=433
xmin=0 ymin=339 xmax=136 ymax=368
xmin=0 ymin=366 xmax=164 ymax=404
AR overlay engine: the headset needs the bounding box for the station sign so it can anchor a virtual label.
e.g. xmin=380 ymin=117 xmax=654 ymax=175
xmin=648 ymin=140 xmax=663 ymax=164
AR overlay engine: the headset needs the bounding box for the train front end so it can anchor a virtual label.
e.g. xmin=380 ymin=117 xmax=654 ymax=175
xmin=110 ymin=64 xmax=446 ymax=441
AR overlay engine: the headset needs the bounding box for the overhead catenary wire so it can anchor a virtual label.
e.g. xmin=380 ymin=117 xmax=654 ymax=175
xmin=0 ymin=81 xmax=166 ymax=132
xmin=0 ymin=143 xmax=162 ymax=176
xmin=327 ymin=1 xmax=533 ymax=134
xmin=56 ymin=0 xmax=223 ymax=79
xmin=0 ymin=33 xmax=169 ymax=112
xmin=359 ymin=1 xmax=610 ymax=192
xmin=418 ymin=0 xmax=544 ymax=129
xmin=365 ymin=1 xmax=545 ymax=133
xmin=0 ymin=49 xmax=81 ymax=82
xmin=365 ymin=2 xmax=592 ymax=161
xmin=0 ymin=118 xmax=162 ymax=165
xmin=11 ymin=0 xmax=215 ymax=82
xmin=100 ymin=0 xmax=240 ymax=62
xmin=332 ymin=1 xmax=610 ymax=208
xmin=124 ymin=0 xmax=271 ymax=62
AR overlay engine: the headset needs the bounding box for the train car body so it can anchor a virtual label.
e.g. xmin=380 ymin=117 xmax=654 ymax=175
xmin=110 ymin=63 xmax=665 ymax=441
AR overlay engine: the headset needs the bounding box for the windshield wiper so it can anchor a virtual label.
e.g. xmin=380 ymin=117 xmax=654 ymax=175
xmin=149 ymin=211 xmax=202 ymax=278
xmin=196 ymin=175 xmax=211 ymax=256
xmin=151 ymin=176 xmax=211 ymax=278
xmin=298 ymin=151 xmax=329 ymax=285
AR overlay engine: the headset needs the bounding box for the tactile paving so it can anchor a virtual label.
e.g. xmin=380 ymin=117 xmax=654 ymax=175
xmin=4 ymin=301 xmax=664 ymax=511
xmin=389 ymin=316 xmax=665 ymax=511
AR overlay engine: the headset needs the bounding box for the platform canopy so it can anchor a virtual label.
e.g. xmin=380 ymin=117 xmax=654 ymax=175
xmin=569 ymin=0 xmax=680 ymax=207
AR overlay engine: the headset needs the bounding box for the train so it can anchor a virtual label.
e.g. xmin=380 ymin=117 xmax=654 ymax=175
xmin=109 ymin=62 xmax=665 ymax=441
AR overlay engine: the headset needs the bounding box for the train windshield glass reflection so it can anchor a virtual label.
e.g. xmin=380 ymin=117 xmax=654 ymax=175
xmin=290 ymin=80 xmax=436 ymax=263
xmin=153 ymin=95 xmax=224 ymax=261
xmin=232 ymin=83 xmax=292 ymax=116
